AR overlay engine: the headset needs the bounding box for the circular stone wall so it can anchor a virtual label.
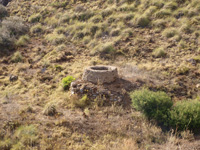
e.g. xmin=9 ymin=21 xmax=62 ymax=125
xmin=82 ymin=65 xmax=118 ymax=84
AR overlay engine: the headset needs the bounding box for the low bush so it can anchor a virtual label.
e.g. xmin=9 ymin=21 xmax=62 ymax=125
xmin=62 ymin=76 xmax=75 ymax=90
xmin=0 ymin=29 xmax=14 ymax=49
xmin=1 ymin=16 xmax=28 ymax=36
xmin=130 ymin=89 xmax=200 ymax=132
xmin=130 ymin=88 xmax=173 ymax=123
xmin=169 ymin=99 xmax=200 ymax=131
xmin=0 ymin=16 xmax=28 ymax=50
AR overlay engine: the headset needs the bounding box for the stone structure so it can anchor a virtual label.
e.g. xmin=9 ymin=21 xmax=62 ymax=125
xmin=82 ymin=65 xmax=118 ymax=84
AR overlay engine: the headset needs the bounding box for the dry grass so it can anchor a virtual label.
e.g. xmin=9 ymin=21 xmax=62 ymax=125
xmin=0 ymin=0 xmax=200 ymax=149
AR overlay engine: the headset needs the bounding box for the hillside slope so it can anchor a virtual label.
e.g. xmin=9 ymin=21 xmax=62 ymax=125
xmin=0 ymin=0 xmax=200 ymax=149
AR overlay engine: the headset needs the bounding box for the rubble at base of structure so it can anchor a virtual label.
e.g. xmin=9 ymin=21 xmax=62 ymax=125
xmin=70 ymin=80 xmax=124 ymax=102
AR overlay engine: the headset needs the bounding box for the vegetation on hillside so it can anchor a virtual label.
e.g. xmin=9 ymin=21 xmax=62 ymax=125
xmin=0 ymin=0 xmax=200 ymax=149
xmin=0 ymin=4 xmax=28 ymax=53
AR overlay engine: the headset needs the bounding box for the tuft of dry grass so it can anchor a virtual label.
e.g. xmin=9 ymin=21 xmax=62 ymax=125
xmin=15 ymin=35 xmax=30 ymax=46
xmin=153 ymin=47 xmax=166 ymax=58
xmin=45 ymin=33 xmax=66 ymax=45
xmin=43 ymin=102 xmax=57 ymax=116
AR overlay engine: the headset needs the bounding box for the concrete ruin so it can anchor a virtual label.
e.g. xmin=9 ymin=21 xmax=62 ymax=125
xmin=82 ymin=65 xmax=118 ymax=84
xmin=70 ymin=66 xmax=131 ymax=104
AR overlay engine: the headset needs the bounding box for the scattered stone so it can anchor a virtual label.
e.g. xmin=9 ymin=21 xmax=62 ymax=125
xmin=186 ymin=58 xmax=196 ymax=66
xmin=9 ymin=75 xmax=18 ymax=82
xmin=70 ymin=80 xmax=124 ymax=103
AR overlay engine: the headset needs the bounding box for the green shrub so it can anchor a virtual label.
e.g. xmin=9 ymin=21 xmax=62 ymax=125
xmin=130 ymin=88 xmax=173 ymax=123
xmin=169 ymin=99 xmax=200 ymax=131
xmin=0 ymin=4 xmax=8 ymax=19
xmin=62 ymin=76 xmax=75 ymax=90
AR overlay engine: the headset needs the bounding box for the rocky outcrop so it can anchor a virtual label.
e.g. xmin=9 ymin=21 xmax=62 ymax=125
xmin=0 ymin=0 xmax=12 ymax=6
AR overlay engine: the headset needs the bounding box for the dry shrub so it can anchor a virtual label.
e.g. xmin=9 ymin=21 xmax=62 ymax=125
xmin=113 ymin=139 xmax=138 ymax=150
xmin=43 ymin=102 xmax=57 ymax=116
xmin=1 ymin=16 xmax=28 ymax=36
xmin=0 ymin=16 xmax=28 ymax=50
xmin=0 ymin=4 xmax=8 ymax=19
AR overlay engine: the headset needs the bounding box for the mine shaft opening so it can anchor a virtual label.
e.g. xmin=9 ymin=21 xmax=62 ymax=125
xmin=91 ymin=66 xmax=108 ymax=70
